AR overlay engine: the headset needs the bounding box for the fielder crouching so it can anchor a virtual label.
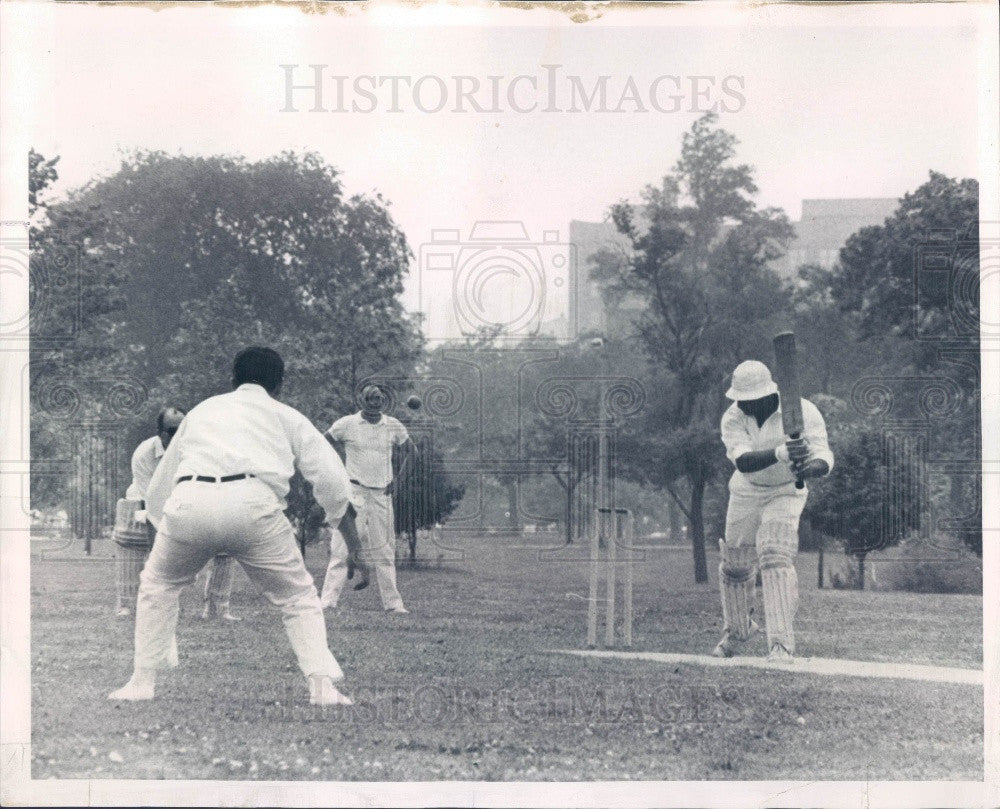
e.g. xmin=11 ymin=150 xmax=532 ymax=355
xmin=115 ymin=407 xmax=185 ymax=618
xmin=715 ymin=360 xmax=833 ymax=661
xmin=109 ymin=347 xmax=370 ymax=706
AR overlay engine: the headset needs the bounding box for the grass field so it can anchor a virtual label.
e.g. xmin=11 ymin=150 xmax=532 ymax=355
xmin=30 ymin=534 xmax=983 ymax=781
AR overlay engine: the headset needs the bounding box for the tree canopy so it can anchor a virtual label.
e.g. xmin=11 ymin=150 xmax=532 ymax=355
xmin=591 ymin=113 xmax=794 ymax=582
xmin=30 ymin=150 xmax=423 ymax=538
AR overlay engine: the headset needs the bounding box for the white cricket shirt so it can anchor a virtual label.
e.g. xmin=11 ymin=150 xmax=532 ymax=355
xmin=144 ymin=384 xmax=352 ymax=525
xmin=124 ymin=435 xmax=165 ymax=501
xmin=326 ymin=412 xmax=409 ymax=489
xmin=720 ymin=397 xmax=834 ymax=489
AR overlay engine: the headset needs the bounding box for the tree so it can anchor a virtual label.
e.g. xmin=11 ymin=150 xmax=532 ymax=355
xmin=392 ymin=434 xmax=465 ymax=562
xmin=790 ymin=264 xmax=874 ymax=397
xmin=831 ymin=172 xmax=979 ymax=346
xmin=802 ymin=393 xmax=923 ymax=589
xmin=30 ymin=149 xmax=422 ymax=543
xmin=30 ymin=150 xmax=137 ymax=541
xmin=422 ymin=329 xmax=651 ymax=544
xmin=826 ymin=172 xmax=981 ymax=555
xmin=29 ymin=149 xmax=59 ymax=224
xmin=591 ymin=113 xmax=794 ymax=582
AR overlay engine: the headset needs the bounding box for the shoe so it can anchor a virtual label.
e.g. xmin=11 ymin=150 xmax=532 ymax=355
xmin=308 ymin=675 xmax=353 ymax=706
xmin=711 ymin=619 xmax=759 ymax=658
xmin=220 ymin=611 xmax=241 ymax=622
xmin=712 ymin=633 xmax=735 ymax=658
xmin=385 ymin=606 xmax=409 ymax=614
xmin=108 ymin=672 xmax=155 ymax=701
xmin=767 ymin=643 xmax=794 ymax=662
xmin=115 ymin=607 xmax=131 ymax=619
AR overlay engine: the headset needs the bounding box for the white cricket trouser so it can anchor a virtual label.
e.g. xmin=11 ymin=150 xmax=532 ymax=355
xmin=320 ymin=484 xmax=404 ymax=611
xmin=723 ymin=479 xmax=806 ymax=549
xmin=134 ymin=478 xmax=343 ymax=680
xmin=723 ymin=477 xmax=806 ymax=652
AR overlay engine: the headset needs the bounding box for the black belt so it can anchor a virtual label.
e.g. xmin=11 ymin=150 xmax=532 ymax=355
xmin=350 ymin=479 xmax=386 ymax=490
xmin=178 ymin=473 xmax=254 ymax=483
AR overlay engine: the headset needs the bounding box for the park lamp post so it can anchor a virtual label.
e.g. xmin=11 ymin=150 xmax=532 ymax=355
xmin=589 ymin=335 xmax=612 ymax=516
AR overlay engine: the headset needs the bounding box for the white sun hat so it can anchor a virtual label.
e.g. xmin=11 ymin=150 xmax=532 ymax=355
xmin=725 ymin=360 xmax=779 ymax=401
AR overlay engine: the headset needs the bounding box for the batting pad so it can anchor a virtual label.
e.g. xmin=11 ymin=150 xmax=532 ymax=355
xmin=761 ymin=566 xmax=798 ymax=653
xmin=757 ymin=521 xmax=799 ymax=652
xmin=756 ymin=520 xmax=798 ymax=568
xmin=719 ymin=540 xmax=757 ymax=640
xmin=204 ymin=555 xmax=236 ymax=609
xmin=115 ymin=545 xmax=148 ymax=609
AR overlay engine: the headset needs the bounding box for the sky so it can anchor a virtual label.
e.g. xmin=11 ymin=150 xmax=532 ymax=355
xmin=13 ymin=3 xmax=991 ymax=333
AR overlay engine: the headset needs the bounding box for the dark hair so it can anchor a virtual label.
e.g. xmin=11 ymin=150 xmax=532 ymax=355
xmin=157 ymin=406 xmax=186 ymax=432
xmin=233 ymin=346 xmax=284 ymax=393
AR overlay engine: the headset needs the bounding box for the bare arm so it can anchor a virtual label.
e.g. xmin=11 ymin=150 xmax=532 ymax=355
xmin=324 ymin=432 xmax=347 ymax=463
xmin=337 ymin=503 xmax=363 ymax=556
xmin=734 ymin=448 xmax=780 ymax=474
xmin=313 ymin=502 xmax=368 ymax=590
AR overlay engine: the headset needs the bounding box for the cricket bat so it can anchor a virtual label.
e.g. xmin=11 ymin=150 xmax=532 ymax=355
xmin=772 ymin=331 xmax=805 ymax=490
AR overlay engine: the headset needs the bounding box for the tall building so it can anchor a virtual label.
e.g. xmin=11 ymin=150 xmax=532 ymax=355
xmin=570 ymin=197 xmax=899 ymax=337
xmin=568 ymin=219 xmax=633 ymax=338
xmin=769 ymin=198 xmax=899 ymax=277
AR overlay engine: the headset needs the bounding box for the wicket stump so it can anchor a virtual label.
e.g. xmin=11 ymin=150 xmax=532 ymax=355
xmin=587 ymin=507 xmax=634 ymax=648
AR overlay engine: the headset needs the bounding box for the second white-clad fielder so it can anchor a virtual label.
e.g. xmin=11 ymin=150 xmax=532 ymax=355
xmin=322 ymin=385 xmax=416 ymax=613
xmin=715 ymin=360 xmax=833 ymax=661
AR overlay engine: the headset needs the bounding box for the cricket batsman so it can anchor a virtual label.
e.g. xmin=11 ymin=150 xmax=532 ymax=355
xmin=714 ymin=358 xmax=833 ymax=661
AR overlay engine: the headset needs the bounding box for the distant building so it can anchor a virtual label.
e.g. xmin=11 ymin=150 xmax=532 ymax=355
xmin=570 ymin=197 xmax=899 ymax=337
xmin=769 ymin=198 xmax=898 ymax=277
xmin=568 ymin=219 xmax=633 ymax=338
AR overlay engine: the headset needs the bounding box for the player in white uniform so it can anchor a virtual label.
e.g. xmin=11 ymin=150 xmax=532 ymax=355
xmin=109 ymin=347 xmax=369 ymax=705
xmin=116 ymin=408 xmax=185 ymax=618
xmin=715 ymin=360 xmax=833 ymax=661
xmin=122 ymin=410 xmax=240 ymax=622
xmin=321 ymin=385 xmax=416 ymax=613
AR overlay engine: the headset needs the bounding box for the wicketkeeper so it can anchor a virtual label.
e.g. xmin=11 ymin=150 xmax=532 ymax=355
xmin=714 ymin=360 xmax=833 ymax=661
xmin=115 ymin=407 xmax=185 ymax=618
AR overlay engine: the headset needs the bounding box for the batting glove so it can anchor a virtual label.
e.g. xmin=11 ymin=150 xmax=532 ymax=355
xmin=775 ymin=437 xmax=810 ymax=464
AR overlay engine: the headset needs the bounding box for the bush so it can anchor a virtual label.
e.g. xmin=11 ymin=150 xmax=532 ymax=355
xmin=869 ymin=534 xmax=982 ymax=594
xmin=830 ymin=555 xmax=864 ymax=590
